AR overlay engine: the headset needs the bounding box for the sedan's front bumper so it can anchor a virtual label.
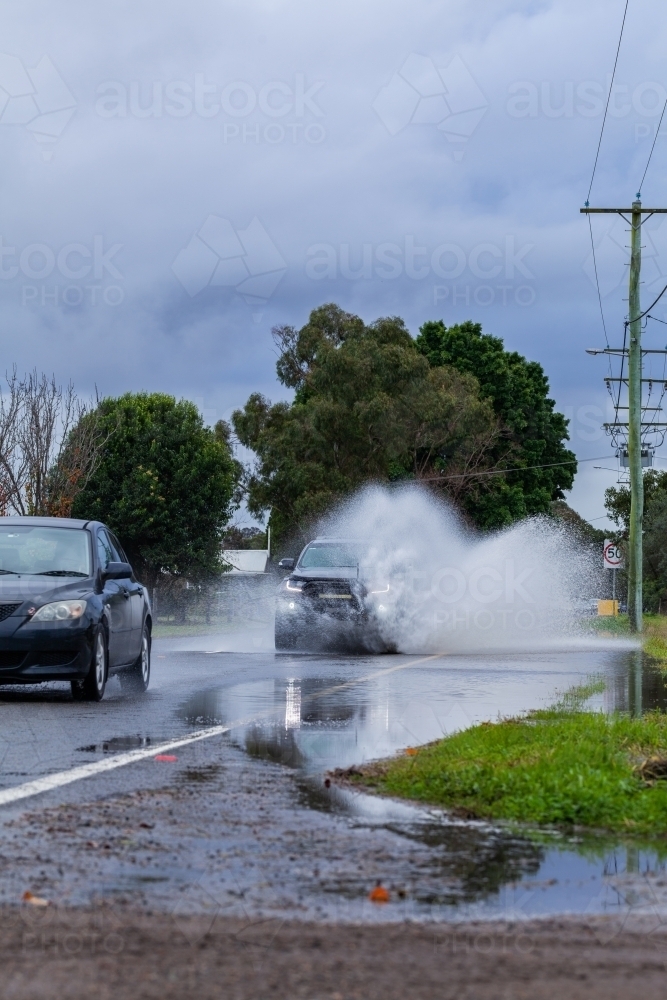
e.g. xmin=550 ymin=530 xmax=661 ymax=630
xmin=0 ymin=622 xmax=94 ymax=683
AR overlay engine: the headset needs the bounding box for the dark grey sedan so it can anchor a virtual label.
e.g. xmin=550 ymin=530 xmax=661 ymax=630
xmin=0 ymin=516 xmax=151 ymax=701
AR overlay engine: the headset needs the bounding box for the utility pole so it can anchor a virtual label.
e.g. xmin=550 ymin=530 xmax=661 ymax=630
xmin=627 ymin=199 xmax=644 ymax=632
xmin=582 ymin=199 xmax=667 ymax=634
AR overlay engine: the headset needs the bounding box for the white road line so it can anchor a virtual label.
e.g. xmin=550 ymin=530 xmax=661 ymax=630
xmin=0 ymin=726 xmax=229 ymax=808
xmin=0 ymin=652 xmax=445 ymax=809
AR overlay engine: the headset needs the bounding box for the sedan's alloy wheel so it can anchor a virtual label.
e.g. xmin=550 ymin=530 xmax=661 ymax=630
xmin=120 ymin=624 xmax=151 ymax=694
xmin=140 ymin=632 xmax=149 ymax=686
xmin=72 ymin=627 xmax=107 ymax=702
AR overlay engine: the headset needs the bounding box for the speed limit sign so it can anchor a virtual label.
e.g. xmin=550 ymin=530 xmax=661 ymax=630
xmin=603 ymin=540 xmax=624 ymax=570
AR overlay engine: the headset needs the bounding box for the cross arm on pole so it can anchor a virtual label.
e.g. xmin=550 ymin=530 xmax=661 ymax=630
xmin=587 ymin=348 xmax=667 ymax=355
xmin=580 ymin=208 xmax=667 ymax=213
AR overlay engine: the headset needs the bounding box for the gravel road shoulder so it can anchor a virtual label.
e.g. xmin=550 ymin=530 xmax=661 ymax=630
xmin=2 ymin=907 xmax=666 ymax=1000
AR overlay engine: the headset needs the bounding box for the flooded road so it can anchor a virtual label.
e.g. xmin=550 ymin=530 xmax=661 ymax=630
xmin=1 ymin=633 xmax=667 ymax=924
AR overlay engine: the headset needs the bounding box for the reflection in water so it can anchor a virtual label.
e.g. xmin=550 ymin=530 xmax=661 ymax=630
xmin=77 ymin=736 xmax=154 ymax=753
xmin=177 ymin=652 xmax=667 ymax=778
xmin=285 ymin=679 xmax=301 ymax=729
xmin=387 ymin=821 xmax=544 ymax=904
xmin=245 ymin=724 xmax=305 ymax=768
xmin=175 ymin=649 xmax=667 ymax=917
xmin=299 ymin=777 xmax=545 ymax=905
xmin=181 ymin=690 xmax=225 ymax=726
xmin=178 ymin=677 xmax=362 ymax=739
xmin=604 ymin=651 xmax=667 ymax=715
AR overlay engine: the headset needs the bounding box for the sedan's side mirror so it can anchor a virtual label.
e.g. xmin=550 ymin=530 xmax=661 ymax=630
xmin=103 ymin=561 xmax=133 ymax=580
xmin=278 ymin=558 xmax=294 ymax=571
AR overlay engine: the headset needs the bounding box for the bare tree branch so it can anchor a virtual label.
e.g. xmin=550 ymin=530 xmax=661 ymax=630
xmin=0 ymin=372 xmax=110 ymax=518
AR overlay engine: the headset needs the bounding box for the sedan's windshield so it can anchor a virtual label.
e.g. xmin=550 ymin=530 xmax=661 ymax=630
xmin=0 ymin=526 xmax=91 ymax=577
xmin=299 ymin=543 xmax=364 ymax=569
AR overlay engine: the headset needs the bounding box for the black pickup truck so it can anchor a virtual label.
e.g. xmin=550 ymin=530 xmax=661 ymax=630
xmin=274 ymin=537 xmax=393 ymax=652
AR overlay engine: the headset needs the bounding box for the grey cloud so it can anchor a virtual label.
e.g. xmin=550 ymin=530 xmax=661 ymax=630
xmin=0 ymin=0 xmax=665 ymax=523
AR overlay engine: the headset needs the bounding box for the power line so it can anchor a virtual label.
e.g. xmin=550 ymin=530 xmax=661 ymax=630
xmin=586 ymin=0 xmax=631 ymax=205
xmin=614 ymin=319 xmax=628 ymax=418
xmin=638 ymin=98 xmax=667 ymax=195
xmin=421 ymin=455 xmax=615 ymax=483
xmin=587 ymin=214 xmax=611 ymax=350
xmin=636 ymin=281 xmax=667 ymax=322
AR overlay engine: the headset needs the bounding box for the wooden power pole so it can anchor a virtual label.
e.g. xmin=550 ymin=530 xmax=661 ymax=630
xmin=582 ymin=199 xmax=667 ymax=633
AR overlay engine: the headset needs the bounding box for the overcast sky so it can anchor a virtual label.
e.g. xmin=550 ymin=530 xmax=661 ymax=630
xmin=1 ymin=0 xmax=666 ymax=528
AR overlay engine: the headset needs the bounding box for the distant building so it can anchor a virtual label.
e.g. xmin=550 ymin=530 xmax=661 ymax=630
xmin=222 ymin=549 xmax=269 ymax=574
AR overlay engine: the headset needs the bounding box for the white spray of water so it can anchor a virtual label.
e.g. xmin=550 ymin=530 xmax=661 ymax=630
xmin=317 ymin=485 xmax=615 ymax=654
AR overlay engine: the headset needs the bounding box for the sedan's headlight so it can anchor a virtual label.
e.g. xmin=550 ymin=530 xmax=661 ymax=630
xmin=30 ymin=600 xmax=87 ymax=622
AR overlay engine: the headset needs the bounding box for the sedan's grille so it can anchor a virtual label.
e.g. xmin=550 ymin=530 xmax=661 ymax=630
xmin=38 ymin=651 xmax=77 ymax=667
xmin=0 ymin=651 xmax=25 ymax=668
xmin=0 ymin=603 xmax=20 ymax=622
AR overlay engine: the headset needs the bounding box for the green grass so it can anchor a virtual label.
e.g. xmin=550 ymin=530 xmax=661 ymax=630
xmin=589 ymin=611 xmax=667 ymax=663
xmin=590 ymin=612 xmax=631 ymax=635
xmin=642 ymin=614 xmax=667 ymax=663
xmin=644 ymin=635 xmax=667 ymax=662
xmin=350 ymin=683 xmax=667 ymax=836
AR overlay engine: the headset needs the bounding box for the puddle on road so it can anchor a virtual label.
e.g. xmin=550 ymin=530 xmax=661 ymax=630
xmin=301 ymin=778 xmax=667 ymax=917
xmin=176 ymin=647 xmax=667 ymax=920
xmin=77 ymin=736 xmax=155 ymax=753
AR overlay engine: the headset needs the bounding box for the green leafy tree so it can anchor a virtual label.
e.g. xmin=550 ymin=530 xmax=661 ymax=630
xmin=605 ymin=470 xmax=667 ymax=611
xmin=604 ymin=470 xmax=667 ymax=532
xmin=71 ymin=393 xmax=239 ymax=590
xmin=416 ymin=319 xmax=576 ymax=528
xmin=233 ymin=304 xmax=500 ymax=549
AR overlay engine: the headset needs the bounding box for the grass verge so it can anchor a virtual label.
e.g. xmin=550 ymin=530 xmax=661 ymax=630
xmin=591 ymin=611 xmax=667 ymax=663
xmin=337 ymin=682 xmax=667 ymax=837
xmin=642 ymin=614 xmax=667 ymax=663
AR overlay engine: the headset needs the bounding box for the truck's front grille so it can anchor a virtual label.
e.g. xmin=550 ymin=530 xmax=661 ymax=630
xmin=300 ymin=579 xmax=363 ymax=616
xmin=302 ymin=579 xmax=353 ymax=599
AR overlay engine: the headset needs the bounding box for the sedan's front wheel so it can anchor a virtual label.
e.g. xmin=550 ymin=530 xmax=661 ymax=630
xmin=120 ymin=624 xmax=151 ymax=694
xmin=71 ymin=627 xmax=107 ymax=702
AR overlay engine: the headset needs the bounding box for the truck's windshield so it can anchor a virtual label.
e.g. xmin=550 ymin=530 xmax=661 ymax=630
xmin=299 ymin=543 xmax=363 ymax=569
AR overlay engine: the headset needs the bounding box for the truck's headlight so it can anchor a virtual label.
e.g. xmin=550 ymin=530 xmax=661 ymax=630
xmin=30 ymin=600 xmax=87 ymax=622
xmin=285 ymin=580 xmax=304 ymax=592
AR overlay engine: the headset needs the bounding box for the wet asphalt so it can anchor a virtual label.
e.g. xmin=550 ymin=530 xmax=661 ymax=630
xmin=0 ymin=630 xmax=634 ymax=789
xmin=2 ymin=629 xmax=667 ymax=924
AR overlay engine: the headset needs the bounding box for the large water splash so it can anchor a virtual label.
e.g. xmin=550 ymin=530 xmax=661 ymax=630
xmin=317 ymin=485 xmax=611 ymax=654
